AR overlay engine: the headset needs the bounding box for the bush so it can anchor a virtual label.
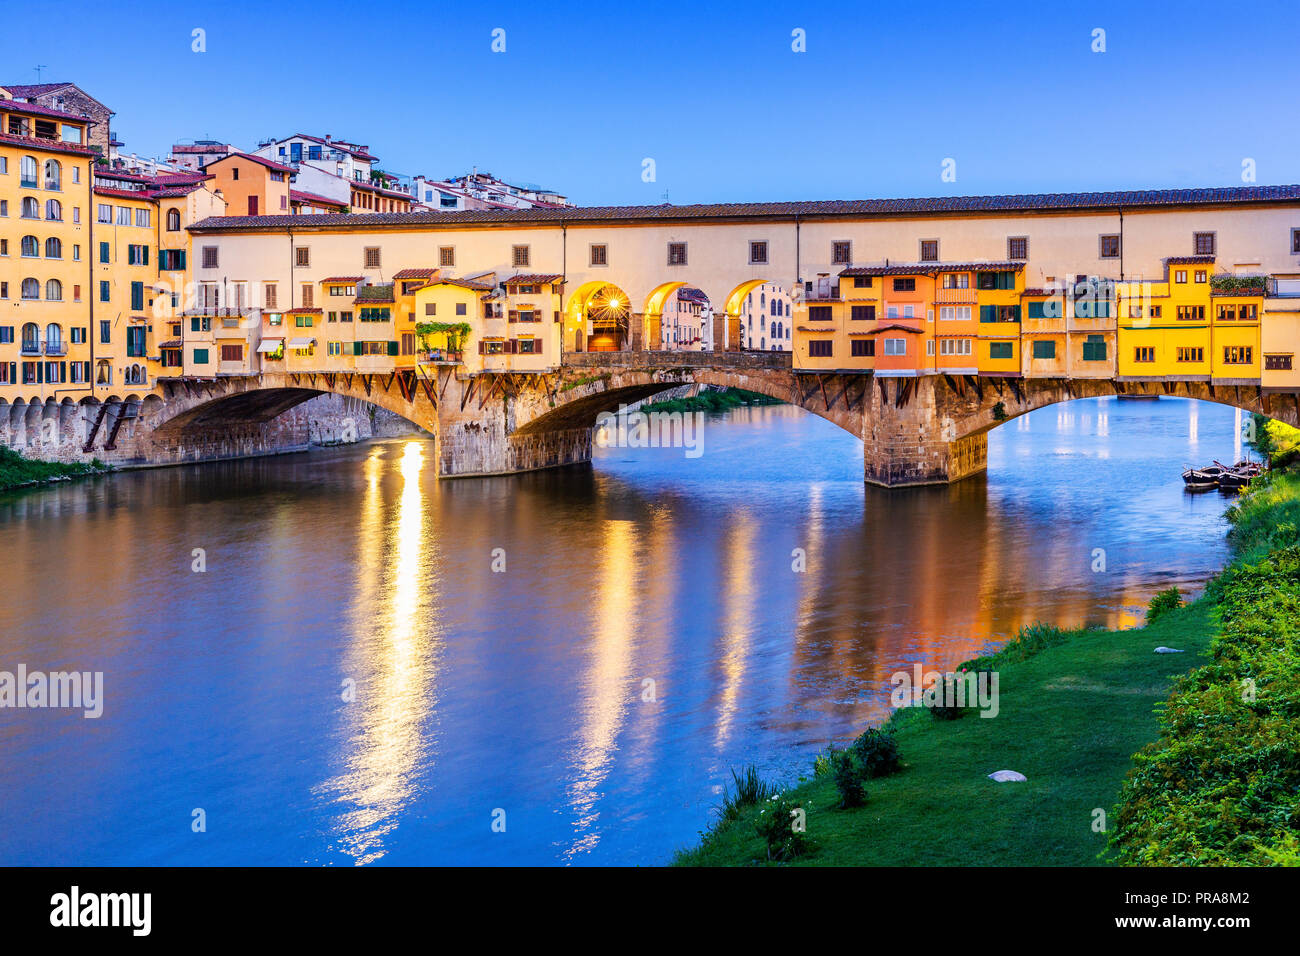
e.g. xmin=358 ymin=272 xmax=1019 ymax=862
xmin=812 ymin=744 xmax=841 ymax=778
xmin=1110 ymin=547 xmax=1300 ymax=865
xmin=1146 ymin=586 xmax=1183 ymax=624
xmin=718 ymin=765 xmax=772 ymax=824
xmin=754 ymin=794 xmax=813 ymax=861
xmin=851 ymin=727 xmax=901 ymax=778
xmin=832 ymin=752 xmax=867 ymax=809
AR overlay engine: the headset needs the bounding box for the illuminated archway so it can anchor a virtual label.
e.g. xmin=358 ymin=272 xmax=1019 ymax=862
xmin=566 ymin=281 xmax=631 ymax=352
xmin=644 ymin=282 xmax=713 ymax=351
xmin=724 ymin=279 xmax=796 ymax=352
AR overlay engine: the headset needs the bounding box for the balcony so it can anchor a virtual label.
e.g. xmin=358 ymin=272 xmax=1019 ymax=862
xmin=1268 ymin=278 xmax=1300 ymax=298
xmin=20 ymin=341 xmax=41 ymax=355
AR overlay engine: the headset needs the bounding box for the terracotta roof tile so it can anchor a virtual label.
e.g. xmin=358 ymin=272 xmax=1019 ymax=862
xmin=191 ymin=184 xmax=1300 ymax=233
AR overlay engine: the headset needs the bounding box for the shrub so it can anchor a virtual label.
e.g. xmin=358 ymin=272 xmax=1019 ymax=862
xmin=851 ymin=727 xmax=901 ymax=778
xmin=718 ymin=765 xmax=772 ymax=824
xmin=812 ymin=744 xmax=841 ymax=778
xmin=754 ymin=794 xmax=813 ymax=861
xmin=1146 ymin=586 xmax=1183 ymax=624
xmin=832 ymin=752 xmax=867 ymax=809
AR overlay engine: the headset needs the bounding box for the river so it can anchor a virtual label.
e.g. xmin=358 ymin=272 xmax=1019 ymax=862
xmin=0 ymin=396 xmax=1241 ymax=865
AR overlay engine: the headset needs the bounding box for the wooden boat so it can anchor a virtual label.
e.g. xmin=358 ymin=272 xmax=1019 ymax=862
xmin=1182 ymin=465 xmax=1225 ymax=490
xmin=1117 ymin=393 xmax=1159 ymax=401
xmin=1215 ymin=460 xmax=1263 ymax=491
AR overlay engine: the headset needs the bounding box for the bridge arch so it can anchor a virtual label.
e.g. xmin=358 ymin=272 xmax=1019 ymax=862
xmin=565 ymin=280 xmax=633 ymax=352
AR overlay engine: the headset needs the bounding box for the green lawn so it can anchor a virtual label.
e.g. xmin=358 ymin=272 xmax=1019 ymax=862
xmin=675 ymin=601 xmax=1217 ymax=866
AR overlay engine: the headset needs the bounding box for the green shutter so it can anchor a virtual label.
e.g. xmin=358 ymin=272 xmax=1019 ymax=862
xmin=387 ymin=340 xmax=399 ymax=356
xmin=980 ymin=305 xmax=996 ymax=323
xmin=1010 ymin=304 xmax=1021 ymax=322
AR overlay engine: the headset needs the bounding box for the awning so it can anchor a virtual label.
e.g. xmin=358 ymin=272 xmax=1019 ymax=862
xmin=288 ymin=337 xmax=314 ymax=349
xmin=257 ymin=339 xmax=284 ymax=353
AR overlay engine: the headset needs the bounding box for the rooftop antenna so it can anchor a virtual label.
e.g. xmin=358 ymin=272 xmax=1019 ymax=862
xmin=662 ymin=191 xmax=670 ymax=204
xmin=34 ymin=64 xmax=47 ymax=82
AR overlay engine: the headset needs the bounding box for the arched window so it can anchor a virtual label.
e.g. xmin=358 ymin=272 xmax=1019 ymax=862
xmin=43 ymin=159 xmax=61 ymax=190
xmin=777 ymin=322 xmax=784 ymax=339
xmin=20 ymin=155 xmax=38 ymax=186
xmin=21 ymin=279 xmax=39 ymax=300
xmin=45 ymin=198 xmax=61 ymax=220
xmin=45 ymin=279 xmax=62 ymax=301
xmin=96 ymin=360 xmax=112 ymax=385
xmin=45 ymin=324 xmax=62 ymax=350
xmin=760 ymin=292 xmax=766 ymax=307
xmin=167 ymin=208 xmax=181 ymax=231
xmin=21 ymin=323 xmax=39 ymax=349
xmin=45 ymin=237 xmax=62 ymax=258
xmin=21 ymin=235 xmax=38 ymax=257
xmin=21 ymin=197 xmax=39 ymax=218
xmin=771 ymin=321 xmax=777 ymax=339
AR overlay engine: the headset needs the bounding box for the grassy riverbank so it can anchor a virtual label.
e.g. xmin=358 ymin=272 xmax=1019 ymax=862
xmin=640 ymin=388 xmax=783 ymax=415
xmin=0 ymin=447 xmax=110 ymax=493
xmin=677 ymin=452 xmax=1300 ymax=867
xmin=674 ymin=603 xmax=1217 ymax=866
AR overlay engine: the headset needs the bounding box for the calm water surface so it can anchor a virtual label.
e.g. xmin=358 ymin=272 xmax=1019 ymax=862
xmin=0 ymin=397 xmax=1241 ymax=865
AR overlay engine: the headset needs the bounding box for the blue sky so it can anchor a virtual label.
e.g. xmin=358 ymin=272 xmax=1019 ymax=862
xmin=5 ymin=0 xmax=1298 ymax=205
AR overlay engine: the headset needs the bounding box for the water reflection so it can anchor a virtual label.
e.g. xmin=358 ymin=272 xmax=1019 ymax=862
xmin=0 ymin=397 xmax=1239 ymax=866
xmin=318 ymin=441 xmax=439 ymax=865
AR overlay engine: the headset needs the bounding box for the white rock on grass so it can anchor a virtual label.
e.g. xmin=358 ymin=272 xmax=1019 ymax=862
xmin=988 ymin=770 xmax=1027 ymax=783
xmin=1153 ymin=646 xmax=1185 ymax=654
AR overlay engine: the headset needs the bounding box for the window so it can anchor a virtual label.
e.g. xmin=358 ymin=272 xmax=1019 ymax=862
xmin=942 ymin=273 xmax=969 ymax=289
xmin=455 ymin=303 xmax=467 ymax=316
xmin=21 ymin=278 xmax=39 ymax=299
xmin=1081 ymin=335 xmax=1107 ymax=361
xmin=264 ymin=284 xmax=278 ymax=309
xmin=939 ymin=338 xmax=972 ymax=356
xmin=667 ymin=242 xmax=687 ymax=266
xmin=220 ymin=344 xmax=243 ymax=362
xmin=1099 ymin=235 xmax=1120 ymax=259
xmin=1176 ymin=305 xmax=1206 ymax=321
xmin=20 ymin=155 xmax=37 ymax=187
xmin=832 ymin=241 xmax=852 ymax=265
xmin=99 ymin=282 xmax=110 ymax=303
xmin=127 ymin=244 xmax=149 ymax=266
xmin=1033 ymin=340 xmax=1057 ymax=359
xmin=1176 ymin=347 xmax=1204 ymax=363
xmin=45 ymin=279 xmax=62 ymax=301
xmin=45 ymin=199 xmax=61 ymax=220
xmin=590 ymin=243 xmax=608 ymax=266
xmin=131 ymin=282 xmax=144 ymax=311
xmin=1134 ymin=346 xmax=1155 ymax=362
xmin=21 ymin=235 xmax=38 ymax=257
xmin=21 ymin=197 xmax=38 ymax=218
xmin=977 ymin=271 xmax=1017 ymax=290
xmin=808 ymin=306 xmax=832 ymax=321
xmin=135 ymin=209 xmax=150 ymax=228
xmin=301 ymin=285 xmax=314 ymax=308
xmin=1265 ymin=354 xmax=1293 ymax=371
xmin=1174 ymin=270 xmax=1187 ymax=284
xmin=852 ymin=275 xmax=872 ymax=288
xmin=882 ymin=338 xmax=906 ymax=356
xmin=808 ymin=340 xmax=833 ymax=357
xmin=989 ymin=341 xmax=1013 ymax=359
xmin=1292 ymin=229 xmax=1300 ymax=255
xmin=1194 ymin=232 xmax=1216 ymax=256
xmin=97 ymin=203 xmax=112 ymax=223
xmin=893 ymin=277 xmax=915 ymax=292
xmin=160 ymin=249 xmax=186 ymax=271
xmin=1223 ymin=346 xmax=1253 ymax=365
xmin=439 ymin=246 xmax=455 ymax=267
xmin=1194 ymin=270 xmax=1207 ymax=283
xmin=201 ymin=246 xmax=218 ymax=269
xmin=749 ymin=241 xmax=768 ymax=264
xmin=100 ymin=320 xmax=111 ymax=343
xmin=364 ymin=246 xmax=381 ymax=269
xmin=193 ymin=348 xmax=210 ymax=365
xmin=1008 ymin=237 xmax=1028 ymax=260
xmin=851 ymin=305 xmax=876 ymax=321
xmin=511 ymin=245 xmax=530 ymax=268
xmin=116 ymin=206 xmax=130 ymax=225
xmin=919 ymin=240 xmax=938 ymax=261
xmin=295 ymin=246 xmax=310 ymax=267
xmin=167 ymin=208 xmax=181 ymax=231
xmin=940 ymin=305 xmax=972 ymax=321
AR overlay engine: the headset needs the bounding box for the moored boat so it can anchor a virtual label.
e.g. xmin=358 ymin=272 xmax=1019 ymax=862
xmin=1182 ymin=464 xmax=1225 ymax=490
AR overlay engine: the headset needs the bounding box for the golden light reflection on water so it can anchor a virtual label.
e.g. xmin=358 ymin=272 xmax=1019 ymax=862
xmin=713 ymin=510 xmax=755 ymax=751
xmin=564 ymin=519 xmax=636 ymax=860
xmin=317 ymin=441 xmax=439 ymax=865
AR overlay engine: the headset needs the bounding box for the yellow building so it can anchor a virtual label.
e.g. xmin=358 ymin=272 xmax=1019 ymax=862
xmin=1 ymin=96 xmax=95 ymax=404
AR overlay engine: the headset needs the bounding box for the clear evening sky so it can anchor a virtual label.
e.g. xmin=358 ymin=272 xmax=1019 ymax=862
xmin=5 ymin=0 xmax=1297 ymax=205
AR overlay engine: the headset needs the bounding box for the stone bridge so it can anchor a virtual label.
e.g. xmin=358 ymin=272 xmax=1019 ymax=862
xmin=5 ymin=352 xmax=1299 ymax=485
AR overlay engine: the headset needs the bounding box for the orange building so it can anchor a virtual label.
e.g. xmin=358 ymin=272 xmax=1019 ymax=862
xmin=201 ymin=153 xmax=295 ymax=217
